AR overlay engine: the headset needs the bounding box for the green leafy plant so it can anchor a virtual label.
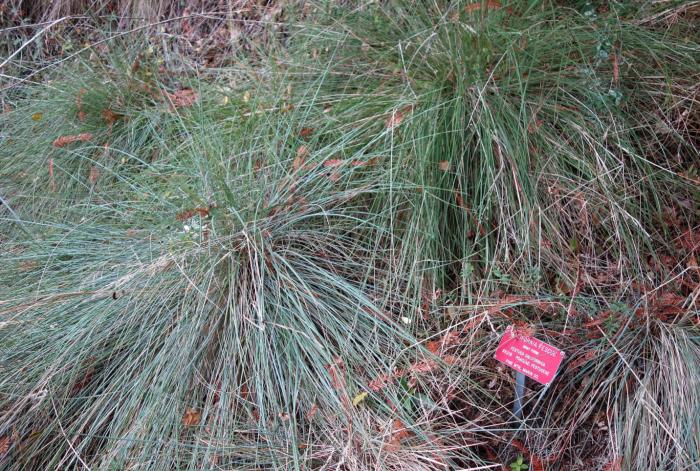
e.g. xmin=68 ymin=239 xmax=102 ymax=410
xmin=510 ymin=455 xmax=528 ymax=471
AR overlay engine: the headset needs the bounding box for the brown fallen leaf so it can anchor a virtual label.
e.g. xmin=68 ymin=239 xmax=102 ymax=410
xmin=408 ymin=359 xmax=438 ymax=374
xmin=465 ymin=0 xmax=505 ymax=14
xmin=386 ymin=105 xmax=414 ymax=129
xmin=568 ymin=350 xmax=596 ymax=370
xmin=528 ymin=118 xmax=543 ymax=133
xmin=296 ymin=145 xmax=309 ymax=160
xmin=645 ymin=291 xmax=687 ymax=322
xmin=327 ymin=357 xmax=346 ymax=392
xmin=131 ymin=56 xmax=141 ymax=75
xmin=167 ymin=88 xmax=198 ymax=109
xmin=385 ymin=419 xmax=413 ymax=451
xmin=182 ymin=408 xmax=201 ymax=426
xmin=689 ymin=253 xmax=700 ymax=278
xmin=442 ymin=355 xmax=459 ymax=365
xmin=512 ymin=321 xmax=536 ymax=338
xmin=48 ymin=158 xmax=56 ymax=192
xmin=89 ymin=166 xmax=100 ymax=185
xmin=71 ymin=366 xmax=95 ymax=395
xmin=426 ymin=340 xmax=441 ymax=354
xmin=53 ymin=133 xmax=93 ymax=148
xmin=293 ymin=150 xmax=308 ymax=171
xmin=326 ymin=357 xmax=353 ymax=415
xmin=602 ymin=456 xmax=622 ymax=471
xmin=328 ymin=172 xmax=341 ymax=182
xmin=180 ymin=8 xmax=193 ymax=37
xmin=351 ymin=157 xmax=379 ymax=167
xmin=176 ymin=207 xmax=210 ymax=221
xmin=678 ymin=228 xmax=700 ymax=252
xmin=76 ymin=88 xmax=87 ymax=122
xmin=369 ymin=372 xmax=397 ymax=392
xmin=306 ymin=403 xmax=318 ymax=419
xmin=102 ymin=109 xmax=122 ymax=126
xmin=438 ymin=160 xmax=450 ymax=171
xmin=299 ymin=127 xmax=314 ymax=139
xmin=0 ymin=434 xmax=9 ymax=457
xmin=323 ymin=159 xmax=345 ymax=168
xmin=392 ymin=419 xmax=411 ymax=440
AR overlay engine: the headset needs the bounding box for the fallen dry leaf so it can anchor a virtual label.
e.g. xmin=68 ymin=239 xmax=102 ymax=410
xmin=568 ymin=350 xmax=596 ymax=370
xmin=438 ymin=160 xmax=450 ymax=171
xmin=296 ymin=145 xmax=309 ymax=160
xmin=323 ymin=159 xmax=345 ymax=168
xmin=392 ymin=419 xmax=411 ymax=440
xmin=351 ymin=157 xmax=379 ymax=167
xmin=465 ymin=0 xmax=504 ymax=13
xmin=386 ymin=105 xmax=414 ymax=129
xmin=678 ymin=228 xmax=700 ymax=252
xmin=102 ymin=109 xmax=122 ymax=126
xmin=528 ymin=118 xmax=543 ymax=133
xmin=53 ymin=133 xmax=92 ymax=148
xmin=0 ymin=435 xmax=9 ymax=457
xmin=442 ymin=355 xmax=459 ymax=365
xmin=326 ymin=357 xmax=346 ymax=392
xmin=293 ymin=150 xmax=308 ymax=171
xmin=182 ymin=408 xmax=201 ymax=426
xmin=643 ymin=291 xmax=687 ymax=322
xmin=176 ymin=207 xmax=210 ymax=221
xmin=385 ymin=418 xmax=413 ymax=451
xmin=512 ymin=321 xmax=536 ymax=338
xmin=167 ymin=88 xmax=198 ymax=109
xmin=76 ymin=88 xmax=86 ymax=122
xmin=180 ymin=8 xmax=193 ymax=37
xmin=131 ymin=56 xmax=141 ymax=75
xmin=352 ymin=391 xmax=368 ymax=406
xmin=369 ymin=372 xmax=396 ymax=392
xmin=408 ymin=359 xmax=438 ymax=374
xmin=71 ymin=366 xmax=95 ymax=395
xmin=426 ymin=340 xmax=441 ymax=354
xmin=89 ymin=166 xmax=100 ymax=185
xmin=48 ymin=158 xmax=56 ymax=192
xmin=306 ymin=403 xmax=318 ymax=419
xmin=602 ymin=456 xmax=623 ymax=471
xmin=299 ymin=127 xmax=314 ymax=139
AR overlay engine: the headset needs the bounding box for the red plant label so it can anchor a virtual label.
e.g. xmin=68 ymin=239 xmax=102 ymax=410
xmin=494 ymin=326 xmax=564 ymax=385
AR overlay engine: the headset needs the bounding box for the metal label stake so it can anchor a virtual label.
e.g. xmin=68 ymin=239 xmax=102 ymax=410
xmin=513 ymin=371 xmax=525 ymax=420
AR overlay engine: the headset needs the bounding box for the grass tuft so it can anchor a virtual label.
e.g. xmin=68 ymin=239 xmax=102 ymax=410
xmin=1 ymin=1 xmax=699 ymax=469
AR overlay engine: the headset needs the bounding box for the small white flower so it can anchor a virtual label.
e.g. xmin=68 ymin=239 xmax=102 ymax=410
xmin=183 ymin=225 xmax=191 ymax=232
xmin=400 ymin=316 xmax=411 ymax=324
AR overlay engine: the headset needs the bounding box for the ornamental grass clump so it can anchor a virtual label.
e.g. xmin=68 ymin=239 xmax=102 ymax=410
xmin=1 ymin=1 xmax=699 ymax=469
